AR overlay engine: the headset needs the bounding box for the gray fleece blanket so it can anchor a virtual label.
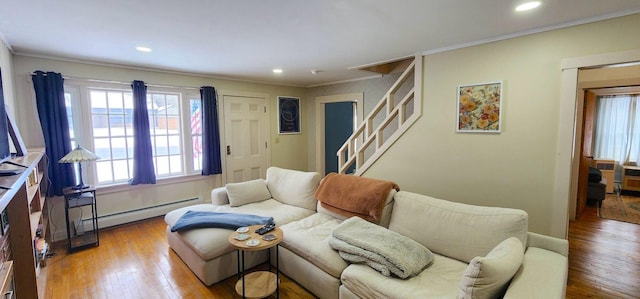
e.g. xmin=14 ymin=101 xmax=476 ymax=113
xmin=329 ymin=216 xmax=434 ymax=279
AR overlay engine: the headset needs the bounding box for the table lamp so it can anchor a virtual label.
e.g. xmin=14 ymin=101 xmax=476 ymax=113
xmin=59 ymin=145 xmax=99 ymax=190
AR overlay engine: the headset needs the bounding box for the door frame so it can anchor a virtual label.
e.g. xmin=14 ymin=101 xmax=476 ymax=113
xmin=218 ymin=89 xmax=271 ymax=185
xmin=558 ymin=48 xmax=640 ymax=237
xmin=315 ymin=93 xmax=364 ymax=174
xmin=575 ymin=90 xmax=597 ymax=219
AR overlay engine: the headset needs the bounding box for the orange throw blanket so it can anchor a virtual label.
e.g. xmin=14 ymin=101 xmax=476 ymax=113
xmin=314 ymin=173 xmax=399 ymax=223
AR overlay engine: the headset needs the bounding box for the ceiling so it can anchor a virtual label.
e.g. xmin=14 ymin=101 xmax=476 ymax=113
xmin=1 ymin=1 xmax=639 ymax=87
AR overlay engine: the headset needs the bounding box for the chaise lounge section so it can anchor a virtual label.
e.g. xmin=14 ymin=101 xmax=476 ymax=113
xmin=164 ymin=167 xmax=321 ymax=285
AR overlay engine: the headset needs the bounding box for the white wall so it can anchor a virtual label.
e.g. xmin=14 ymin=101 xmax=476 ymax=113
xmin=308 ymin=14 xmax=640 ymax=238
xmin=367 ymin=14 xmax=640 ymax=237
xmin=11 ymin=55 xmax=309 ymax=240
xmin=0 ymin=38 xmax=16 ymax=118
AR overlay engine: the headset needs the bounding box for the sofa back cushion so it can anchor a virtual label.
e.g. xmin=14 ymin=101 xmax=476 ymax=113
xmin=389 ymin=191 xmax=528 ymax=263
xmin=226 ymin=179 xmax=272 ymax=207
xmin=266 ymin=167 xmax=321 ymax=211
xmin=317 ymin=189 xmax=396 ymax=228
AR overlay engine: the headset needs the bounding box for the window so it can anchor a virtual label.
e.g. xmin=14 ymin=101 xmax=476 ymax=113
xmin=64 ymin=81 xmax=202 ymax=186
xmin=148 ymin=92 xmax=182 ymax=176
xmin=593 ymin=94 xmax=640 ymax=181
xmin=190 ymin=99 xmax=203 ymax=172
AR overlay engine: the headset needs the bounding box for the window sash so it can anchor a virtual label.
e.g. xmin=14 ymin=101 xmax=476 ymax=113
xmin=64 ymin=82 xmax=203 ymax=186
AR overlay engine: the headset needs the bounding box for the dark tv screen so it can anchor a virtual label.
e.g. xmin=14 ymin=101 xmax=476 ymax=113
xmin=0 ymin=68 xmax=12 ymax=163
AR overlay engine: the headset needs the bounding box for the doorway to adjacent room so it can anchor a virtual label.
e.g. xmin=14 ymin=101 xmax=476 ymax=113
xmin=315 ymin=93 xmax=363 ymax=175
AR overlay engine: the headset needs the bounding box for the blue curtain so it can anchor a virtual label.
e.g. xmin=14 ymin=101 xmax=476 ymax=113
xmin=129 ymin=80 xmax=156 ymax=185
xmin=32 ymin=71 xmax=75 ymax=196
xmin=200 ymin=86 xmax=222 ymax=175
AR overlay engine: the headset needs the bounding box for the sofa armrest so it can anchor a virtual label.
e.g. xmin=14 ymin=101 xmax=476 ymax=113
xmin=503 ymin=247 xmax=568 ymax=298
xmin=527 ymin=232 xmax=568 ymax=257
xmin=211 ymin=187 xmax=229 ymax=206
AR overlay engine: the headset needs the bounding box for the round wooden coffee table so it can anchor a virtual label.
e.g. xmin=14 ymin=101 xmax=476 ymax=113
xmin=228 ymin=224 xmax=283 ymax=298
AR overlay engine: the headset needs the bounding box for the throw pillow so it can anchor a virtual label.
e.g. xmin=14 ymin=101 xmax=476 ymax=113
xmin=458 ymin=237 xmax=524 ymax=299
xmin=265 ymin=167 xmax=321 ymax=210
xmin=226 ymin=179 xmax=272 ymax=207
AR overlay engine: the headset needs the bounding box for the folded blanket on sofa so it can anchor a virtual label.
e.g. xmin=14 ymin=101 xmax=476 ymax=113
xmin=329 ymin=217 xmax=434 ymax=279
xmin=171 ymin=211 xmax=274 ymax=232
xmin=315 ymin=173 xmax=399 ymax=223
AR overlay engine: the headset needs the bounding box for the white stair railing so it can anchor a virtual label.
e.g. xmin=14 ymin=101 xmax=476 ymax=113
xmin=337 ymin=54 xmax=423 ymax=175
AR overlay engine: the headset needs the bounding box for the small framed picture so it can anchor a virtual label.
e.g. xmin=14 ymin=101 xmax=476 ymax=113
xmin=278 ymin=96 xmax=301 ymax=134
xmin=456 ymin=81 xmax=503 ymax=133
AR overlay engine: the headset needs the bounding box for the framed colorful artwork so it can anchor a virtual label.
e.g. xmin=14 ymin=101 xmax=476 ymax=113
xmin=278 ymin=96 xmax=301 ymax=134
xmin=456 ymin=81 xmax=503 ymax=133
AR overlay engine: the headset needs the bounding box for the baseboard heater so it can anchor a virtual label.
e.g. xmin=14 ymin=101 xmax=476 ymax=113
xmin=55 ymin=197 xmax=201 ymax=242
xmin=96 ymin=197 xmax=201 ymax=228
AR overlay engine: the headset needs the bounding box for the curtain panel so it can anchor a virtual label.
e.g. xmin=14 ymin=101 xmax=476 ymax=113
xmin=129 ymin=80 xmax=156 ymax=185
xmin=200 ymin=86 xmax=222 ymax=175
xmin=32 ymin=71 xmax=75 ymax=196
xmin=594 ymin=94 xmax=640 ymax=180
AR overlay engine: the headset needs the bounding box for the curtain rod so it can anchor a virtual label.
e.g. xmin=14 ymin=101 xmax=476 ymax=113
xmin=29 ymin=73 xmax=201 ymax=91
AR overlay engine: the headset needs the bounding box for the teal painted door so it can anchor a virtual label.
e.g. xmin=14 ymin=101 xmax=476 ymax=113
xmin=325 ymin=102 xmax=354 ymax=174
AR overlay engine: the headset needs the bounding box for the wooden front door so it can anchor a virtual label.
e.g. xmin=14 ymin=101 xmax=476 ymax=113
xmin=223 ymin=95 xmax=269 ymax=183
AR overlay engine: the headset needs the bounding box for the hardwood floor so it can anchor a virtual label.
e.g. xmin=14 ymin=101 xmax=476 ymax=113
xmin=38 ymin=204 xmax=640 ymax=298
xmin=39 ymin=217 xmax=315 ymax=299
xmin=566 ymin=204 xmax=640 ymax=298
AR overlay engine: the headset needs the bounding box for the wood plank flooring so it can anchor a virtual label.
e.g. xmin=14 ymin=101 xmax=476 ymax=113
xmin=38 ymin=204 xmax=640 ymax=298
xmin=39 ymin=217 xmax=315 ymax=299
xmin=566 ymin=204 xmax=640 ymax=298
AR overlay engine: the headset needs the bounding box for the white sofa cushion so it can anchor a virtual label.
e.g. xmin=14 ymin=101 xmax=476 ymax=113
xmin=225 ymin=179 xmax=271 ymax=207
xmin=389 ymin=191 xmax=528 ymax=263
xmin=341 ymin=254 xmax=468 ymax=298
xmin=280 ymin=213 xmax=348 ymax=278
xmin=266 ymin=167 xmax=321 ymax=210
xmin=458 ymin=237 xmax=525 ymax=299
xmin=503 ymin=247 xmax=569 ymax=298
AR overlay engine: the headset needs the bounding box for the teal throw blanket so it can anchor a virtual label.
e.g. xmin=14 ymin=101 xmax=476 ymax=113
xmin=171 ymin=211 xmax=274 ymax=232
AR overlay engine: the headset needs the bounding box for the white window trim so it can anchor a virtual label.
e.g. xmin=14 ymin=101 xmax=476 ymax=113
xmin=64 ymin=79 xmax=206 ymax=188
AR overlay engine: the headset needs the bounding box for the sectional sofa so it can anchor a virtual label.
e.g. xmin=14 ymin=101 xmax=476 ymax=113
xmin=164 ymin=167 xmax=568 ymax=298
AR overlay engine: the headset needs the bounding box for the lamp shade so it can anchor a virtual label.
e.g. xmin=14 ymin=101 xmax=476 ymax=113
xmin=58 ymin=145 xmax=100 ymax=163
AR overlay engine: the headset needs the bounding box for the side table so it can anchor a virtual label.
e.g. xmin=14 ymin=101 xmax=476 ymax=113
xmin=63 ymin=186 xmax=99 ymax=252
xmin=228 ymin=225 xmax=283 ymax=299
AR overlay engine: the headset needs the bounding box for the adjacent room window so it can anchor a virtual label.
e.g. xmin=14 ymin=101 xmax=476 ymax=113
xmin=64 ymin=82 xmax=202 ymax=186
xmin=593 ymin=94 xmax=640 ymax=180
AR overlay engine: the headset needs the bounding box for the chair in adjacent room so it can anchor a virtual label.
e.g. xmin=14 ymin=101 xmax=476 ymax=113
xmin=587 ymin=167 xmax=607 ymax=208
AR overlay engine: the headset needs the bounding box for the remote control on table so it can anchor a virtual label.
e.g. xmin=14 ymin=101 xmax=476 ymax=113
xmin=256 ymin=223 xmax=276 ymax=235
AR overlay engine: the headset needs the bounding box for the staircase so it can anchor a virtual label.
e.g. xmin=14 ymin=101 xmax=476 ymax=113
xmin=337 ymin=54 xmax=423 ymax=175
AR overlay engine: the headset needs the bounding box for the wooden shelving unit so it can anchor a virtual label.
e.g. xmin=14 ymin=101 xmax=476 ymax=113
xmin=0 ymin=148 xmax=47 ymax=299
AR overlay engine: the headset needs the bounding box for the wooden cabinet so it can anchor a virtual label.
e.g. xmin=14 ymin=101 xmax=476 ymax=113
xmin=592 ymin=159 xmax=616 ymax=193
xmin=622 ymin=165 xmax=640 ymax=192
xmin=0 ymin=149 xmax=46 ymax=299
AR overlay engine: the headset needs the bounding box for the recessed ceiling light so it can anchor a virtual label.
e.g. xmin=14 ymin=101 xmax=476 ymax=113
xmin=136 ymin=46 xmax=152 ymax=53
xmin=515 ymin=1 xmax=541 ymax=12
xmin=272 ymin=69 xmax=283 ymax=74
